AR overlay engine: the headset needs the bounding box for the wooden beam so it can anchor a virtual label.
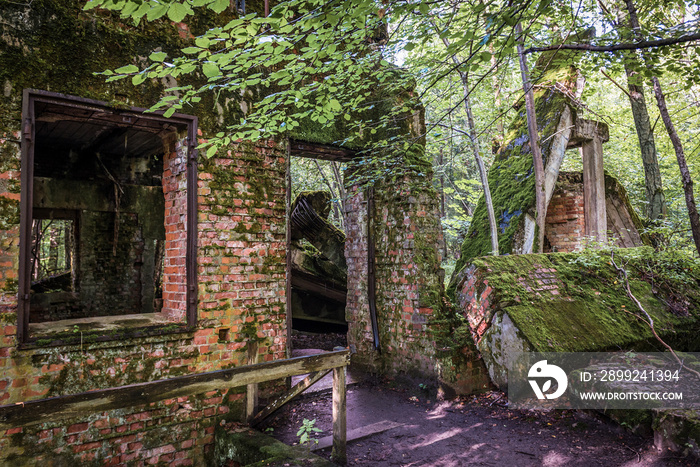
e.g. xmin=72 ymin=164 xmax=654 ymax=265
xmin=291 ymin=270 xmax=347 ymax=303
xmin=250 ymin=369 xmax=331 ymax=427
xmin=246 ymin=341 xmax=259 ymax=423
xmin=313 ymin=420 xmax=404 ymax=451
xmin=0 ymin=349 xmax=350 ymax=430
xmin=331 ymin=367 xmax=347 ymax=464
xmin=289 ymin=139 xmax=358 ymax=162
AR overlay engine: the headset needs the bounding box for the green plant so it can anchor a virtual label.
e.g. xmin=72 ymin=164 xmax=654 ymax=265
xmin=296 ymin=418 xmax=323 ymax=448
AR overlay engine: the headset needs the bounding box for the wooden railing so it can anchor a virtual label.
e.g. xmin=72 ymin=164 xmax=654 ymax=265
xmin=0 ymin=349 xmax=351 ymax=463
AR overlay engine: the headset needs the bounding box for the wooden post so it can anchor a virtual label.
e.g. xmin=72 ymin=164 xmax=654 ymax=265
xmin=581 ymin=135 xmax=607 ymax=244
xmin=331 ymin=366 xmax=347 ymax=464
xmin=246 ymin=340 xmax=259 ymax=423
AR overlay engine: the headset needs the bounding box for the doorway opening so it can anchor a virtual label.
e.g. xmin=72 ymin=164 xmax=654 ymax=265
xmin=288 ymin=140 xmax=355 ymax=352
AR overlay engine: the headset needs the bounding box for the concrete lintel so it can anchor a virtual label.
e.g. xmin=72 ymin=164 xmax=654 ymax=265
xmin=567 ymin=118 xmax=609 ymax=149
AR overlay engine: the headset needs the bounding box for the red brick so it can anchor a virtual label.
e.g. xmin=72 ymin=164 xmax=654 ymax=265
xmin=67 ymin=423 xmax=89 ymax=434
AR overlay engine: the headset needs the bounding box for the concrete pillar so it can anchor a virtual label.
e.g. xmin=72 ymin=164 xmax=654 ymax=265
xmin=581 ymin=135 xmax=607 ymax=244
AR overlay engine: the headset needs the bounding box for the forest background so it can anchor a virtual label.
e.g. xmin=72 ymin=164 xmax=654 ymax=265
xmin=85 ymin=0 xmax=700 ymax=283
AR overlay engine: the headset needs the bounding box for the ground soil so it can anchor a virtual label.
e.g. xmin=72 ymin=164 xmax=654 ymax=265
xmin=260 ymin=369 xmax=698 ymax=466
xmin=291 ymin=330 xmax=347 ymax=351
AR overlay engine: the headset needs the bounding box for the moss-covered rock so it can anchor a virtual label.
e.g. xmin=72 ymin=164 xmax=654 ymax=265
xmin=457 ymin=248 xmax=700 ymax=387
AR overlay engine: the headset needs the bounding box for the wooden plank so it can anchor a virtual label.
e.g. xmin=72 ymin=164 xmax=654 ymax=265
xmin=331 ymin=367 xmax=347 ymax=464
xmin=246 ymin=341 xmax=259 ymax=423
xmin=0 ymin=349 xmax=350 ymax=430
xmin=291 ymin=270 xmax=347 ymax=303
xmin=250 ymin=370 xmax=331 ymax=427
xmin=289 ymin=139 xmax=358 ymax=162
xmin=313 ymin=420 xmax=404 ymax=451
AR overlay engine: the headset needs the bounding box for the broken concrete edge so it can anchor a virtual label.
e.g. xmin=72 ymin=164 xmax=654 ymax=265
xmin=454 ymin=248 xmax=700 ymax=388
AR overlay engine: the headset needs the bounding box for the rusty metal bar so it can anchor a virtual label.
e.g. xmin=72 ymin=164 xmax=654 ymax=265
xmin=17 ymin=89 xmax=35 ymax=344
xmin=186 ymin=116 xmax=199 ymax=328
xmin=285 ymin=140 xmax=293 ymax=359
xmin=367 ymin=187 xmax=380 ymax=353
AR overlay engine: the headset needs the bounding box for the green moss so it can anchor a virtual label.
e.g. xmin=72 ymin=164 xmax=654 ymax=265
xmin=469 ymin=248 xmax=700 ymax=353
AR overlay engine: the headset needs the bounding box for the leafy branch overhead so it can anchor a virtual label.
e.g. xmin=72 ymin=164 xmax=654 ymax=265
xmin=85 ymin=0 xmax=415 ymax=158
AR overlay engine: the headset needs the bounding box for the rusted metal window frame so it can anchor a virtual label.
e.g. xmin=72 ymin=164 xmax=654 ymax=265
xmin=18 ymin=89 xmax=199 ymax=345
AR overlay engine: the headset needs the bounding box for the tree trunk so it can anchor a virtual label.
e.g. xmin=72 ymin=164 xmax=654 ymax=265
xmin=490 ymin=43 xmax=504 ymax=153
xmin=515 ymin=22 xmax=546 ymax=253
xmin=461 ymin=74 xmax=499 ymax=256
xmin=651 ymin=77 xmax=700 ymax=257
xmin=620 ymin=1 xmax=666 ymax=220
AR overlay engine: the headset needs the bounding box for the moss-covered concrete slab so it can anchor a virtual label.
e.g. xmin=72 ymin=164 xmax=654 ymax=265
xmin=454 ymin=248 xmax=700 ymax=388
xmin=211 ymin=425 xmax=336 ymax=467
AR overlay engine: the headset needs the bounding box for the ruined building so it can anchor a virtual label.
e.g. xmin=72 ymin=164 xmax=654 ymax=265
xmin=448 ymin=53 xmax=700 ymax=453
xmin=0 ymin=2 xmax=453 ymax=464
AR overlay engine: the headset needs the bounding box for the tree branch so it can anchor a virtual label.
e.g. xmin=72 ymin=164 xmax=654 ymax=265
xmin=610 ymin=251 xmax=700 ymax=380
xmin=524 ymin=31 xmax=700 ymax=54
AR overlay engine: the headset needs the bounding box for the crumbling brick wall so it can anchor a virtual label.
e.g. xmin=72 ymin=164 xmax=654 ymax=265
xmin=345 ymin=178 xmax=447 ymax=379
xmin=0 ymin=2 xmax=288 ymax=464
xmin=544 ymin=172 xmax=645 ymax=252
xmin=543 ymin=173 xmax=586 ymax=252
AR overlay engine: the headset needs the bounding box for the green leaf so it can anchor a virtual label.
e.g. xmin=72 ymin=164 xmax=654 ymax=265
xmin=195 ymin=37 xmax=211 ymax=48
xmin=147 ymin=3 xmax=169 ymax=21
xmin=83 ymin=0 xmax=104 ymax=10
xmin=328 ymin=99 xmax=341 ymax=111
xmin=164 ymin=107 xmax=177 ymax=118
xmin=479 ymin=51 xmax=491 ymax=62
xmin=114 ymin=64 xmax=139 ymax=74
xmin=149 ymin=51 xmax=167 ymax=62
xmin=404 ymin=42 xmax=415 ymax=52
xmin=202 ymin=62 xmax=220 ymax=78
xmin=167 ymin=3 xmax=190 ymax=23
xmin=206 ymin=145 xmax=218 ymax=158
xmin=132 ymin=74 xmax=146 ymax=85
xmin=209 ymin=0 xmax=229 ymax=13
xmin=181 ymin=47 xmax=200 ymax=54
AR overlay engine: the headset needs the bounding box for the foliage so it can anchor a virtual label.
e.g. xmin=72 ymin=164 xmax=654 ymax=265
xmin=296 ymin=418 xmax=322 ymax=447
xmin=85 ymin=0 xmax=700 ymax=262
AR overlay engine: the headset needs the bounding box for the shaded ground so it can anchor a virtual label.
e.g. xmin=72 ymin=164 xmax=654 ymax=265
xmin=291 ymin=329 xmax=347 ymax=351
xmin=261 ymin=379 xmax=698 ymax=466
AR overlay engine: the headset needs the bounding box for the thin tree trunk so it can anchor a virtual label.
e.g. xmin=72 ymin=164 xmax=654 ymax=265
xmin=490 ymin=43 xmax=504 ymax=153
xmin=620 ymin=1 xmax=666 ymax=220
xmin=329 ymin=161 xmax=348 ymax=230
xmin=435 ymin=20 xmax=499 ymax=256
xmin=314 ymin=160 xmax=345 ymax=231
xmin=651 ymin=77 xmax=700 ymax=257
xmin=461 ymin=74 xmax=499 ymax=256
xmin=515 ymin=22 xmax=546 ymax=253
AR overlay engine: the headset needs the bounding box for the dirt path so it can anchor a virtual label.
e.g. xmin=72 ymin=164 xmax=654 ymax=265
xmin=261 ymin=381 xmax=697 ymax=466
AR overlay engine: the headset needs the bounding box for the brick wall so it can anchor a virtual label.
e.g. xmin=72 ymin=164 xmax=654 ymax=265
xmin=345 ymin=178 xmax=445 ymax=379
xmin=0 ymin=128 xmax=288 ymax=465
xmin=457 ymin=263 xmax=563 ymax=342
xmin=544 ymin=172 xmax=586 ymax=253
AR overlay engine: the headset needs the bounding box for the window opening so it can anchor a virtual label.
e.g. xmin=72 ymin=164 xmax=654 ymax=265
xmin=19 ymin=90 xmax=198 ymax=344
